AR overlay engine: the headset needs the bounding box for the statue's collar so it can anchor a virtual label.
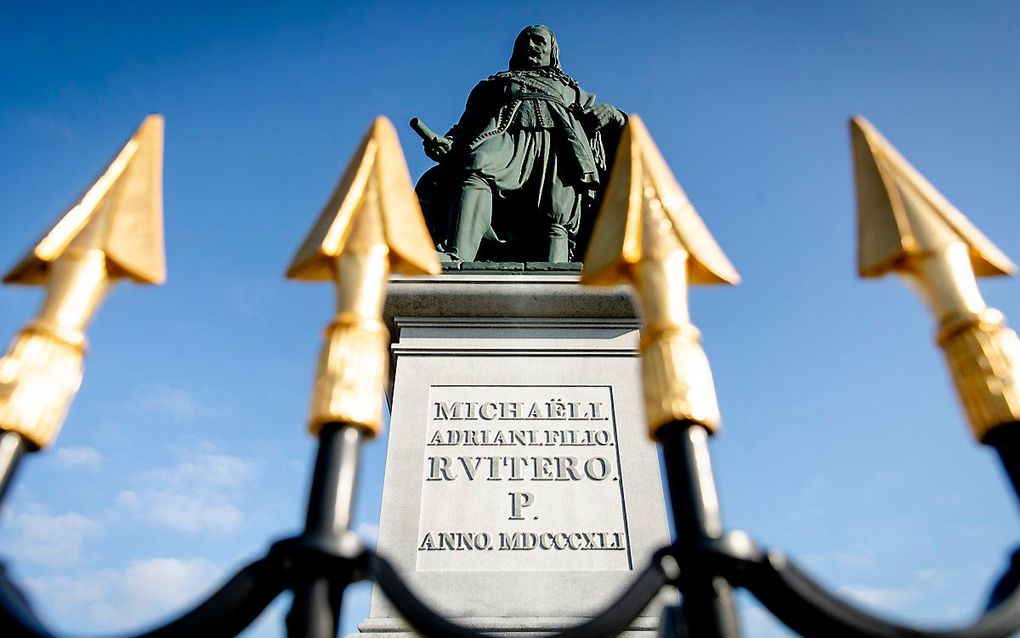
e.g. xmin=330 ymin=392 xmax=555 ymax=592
xmin=489 ymin=68 xmax=576 ymax=85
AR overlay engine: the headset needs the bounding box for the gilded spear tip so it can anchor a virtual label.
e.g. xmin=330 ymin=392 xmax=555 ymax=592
xmin=581 ymin=116 xmax=736 ymax=437
xmin=851 ymin=115 xmax=1020 ymax=445
xmin=287 ymin=116 xmax=441 ymax=281
xmin=288 ymin=116 xmax=440 ymax=438
xmin=850 ymin=115 xmax=1015 ymax=279
xmin=581 ymin=115 xmax=740 ymax=287
xmin=4 ymin=114 xmax=166 ymax=286
xmin=0 ymin=115 xmax=165 ymax=448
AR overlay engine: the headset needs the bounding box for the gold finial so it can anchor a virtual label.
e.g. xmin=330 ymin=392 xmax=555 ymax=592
xmin=5 ymin=115 xmax=166 ymax=286
xmin=851 ymin=116 xmax=1014 ymax=279
xmin=288 ymin=116 xmax=440 ymax=438
xmin=851 ymin=115 xmax=1020 ymax=442
xmin=0 ymin=115 xmax=165 ymax=448
xmin=581 ymin=115 xmax=739 ymax=438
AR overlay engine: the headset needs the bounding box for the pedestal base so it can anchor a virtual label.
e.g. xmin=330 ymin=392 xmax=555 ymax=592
xmin=355 ymin=273 xmax=673 ymax=636
xmin=357 ymin=615 xmax=662 ymax=637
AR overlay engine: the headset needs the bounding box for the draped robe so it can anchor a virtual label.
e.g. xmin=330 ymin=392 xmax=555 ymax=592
xmin=418 ymin=69 xmax=625 ymax=262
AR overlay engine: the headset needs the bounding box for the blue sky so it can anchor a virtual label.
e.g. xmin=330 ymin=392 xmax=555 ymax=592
xmin=1 ymin=2 xmax=1019 ymax=636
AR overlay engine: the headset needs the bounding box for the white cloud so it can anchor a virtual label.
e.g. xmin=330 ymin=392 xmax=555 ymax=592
xmin=95 ymin=558 xmax=222 ymax=624
xmin=839 ymin=584 xmax=921 ymax=611
xmin=831 ymin=549 xmax=876 ymax=570
xmin=116 ymin=444 xmax=255 ymax=535
xmin=51 ymin=445 xmax=104 ymax=471
xmin=23 ymin=573 xmax=107 ymax=611
xmin=26 ymin=557 xmax=222 ymax=631
xmin=1 ymin=503 xmax=102 ymax=568
xmin=116 ymin=490 xmax=244 ymax=534
xmin=913 ymin=568 xmax=951 ymax=589
xmin=157 ymin=449 xmax=254 ymax=489
xmin=132 ymin=384 xmax=207 ymax=422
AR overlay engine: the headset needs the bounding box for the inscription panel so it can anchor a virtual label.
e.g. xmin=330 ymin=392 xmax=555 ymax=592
xmin=416 ymin=385 xmax=632 ymax=572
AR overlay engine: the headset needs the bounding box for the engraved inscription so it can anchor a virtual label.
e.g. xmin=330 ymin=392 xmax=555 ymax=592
xmin=416 ymin=386 xmax=631 ymax=572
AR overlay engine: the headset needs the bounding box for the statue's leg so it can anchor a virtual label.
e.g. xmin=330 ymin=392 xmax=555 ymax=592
xmin=547 ymin=179 xmax=582 ymax=263
xmin=448 ymin=174 xmax=493 ymax=262
xmin=548 ymin=223 xmax=570 ymax=262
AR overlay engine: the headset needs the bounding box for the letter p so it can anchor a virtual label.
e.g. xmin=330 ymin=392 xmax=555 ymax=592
xmin=508 ymin=491 xmax=534 ymax=520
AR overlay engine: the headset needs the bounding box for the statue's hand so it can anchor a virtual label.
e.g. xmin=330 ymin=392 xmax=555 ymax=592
xmin=583 ymin=104 xmax=625 ymax=130
xmin=424 ymin=136 xmax=454 ymax=162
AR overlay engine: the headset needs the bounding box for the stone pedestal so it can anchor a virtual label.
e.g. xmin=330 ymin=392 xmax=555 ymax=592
xmin=357 ymin=272 xmax=672 ymax=637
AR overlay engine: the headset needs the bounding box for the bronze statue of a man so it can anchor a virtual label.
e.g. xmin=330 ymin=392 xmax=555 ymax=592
xmin=414 ymin=25 xmax=626 ymax=263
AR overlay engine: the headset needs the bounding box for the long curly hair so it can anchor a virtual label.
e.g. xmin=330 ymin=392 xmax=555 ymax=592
xmin=504 ymin=25 xmax=578 ymax=88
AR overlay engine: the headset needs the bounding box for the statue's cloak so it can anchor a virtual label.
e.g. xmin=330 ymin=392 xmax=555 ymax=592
xmin=417 ymin=70 xmax=624 ymax=261
xmin=452 ymin=71 xmax=602 ymax=187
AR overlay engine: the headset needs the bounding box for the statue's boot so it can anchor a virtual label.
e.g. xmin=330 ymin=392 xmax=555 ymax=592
xmin=547 ymin=223 xmax=570 ymax=262
xmin=449 ymin=176 xmax=492 ymax=262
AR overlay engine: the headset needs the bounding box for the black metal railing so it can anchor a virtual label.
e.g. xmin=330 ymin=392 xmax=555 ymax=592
xmin=1 ymin=417 xmax=1018 ymax=637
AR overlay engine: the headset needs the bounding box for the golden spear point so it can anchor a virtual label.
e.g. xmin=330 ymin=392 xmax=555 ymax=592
xmin=851 ymin=115 xmax=1014 ymax=279
xmin=581 ymin=115 xmax=739 ymax=438
xmin=287 ymin=116 xmax=440 ymax=281
xmin=0 ymin=115 xmax=166 ymax=448
xmin=5 ymin=114 xmax=166 ymax=286
xmin=582 ymin=115 xmax=740 ymax=287
xmin=288 ymin=116 xmax=440 ymax=438
xmin=850 ymin=115 xmax=1020 ymax=442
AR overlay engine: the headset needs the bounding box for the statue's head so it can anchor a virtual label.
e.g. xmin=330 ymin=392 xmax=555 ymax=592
xmin=508 ymin=25 xmax=560 ymax=71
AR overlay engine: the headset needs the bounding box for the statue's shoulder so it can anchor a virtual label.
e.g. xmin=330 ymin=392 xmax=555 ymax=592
xmin=477 ymin=76 xmax=511 ymax=93
xmin=485 ymin=70 xmax=514 ymax=81
xmin=465 ymin=76 xmax=510 ymax=104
